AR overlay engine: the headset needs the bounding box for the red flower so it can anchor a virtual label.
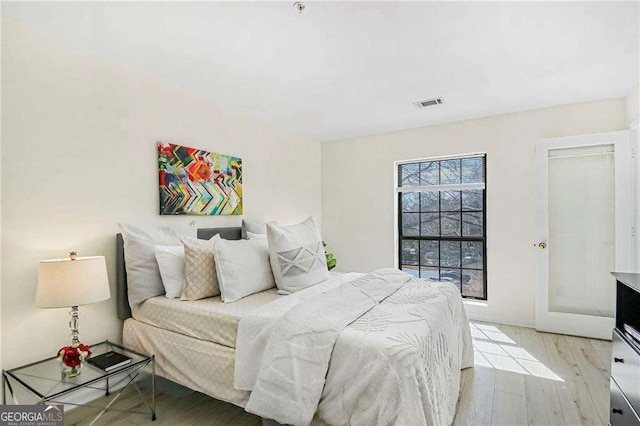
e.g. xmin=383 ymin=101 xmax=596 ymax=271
xmin=57 ymin=344 xmax=91 ymax=368
xmin=63 ymin=353 xmax=80 ymax=367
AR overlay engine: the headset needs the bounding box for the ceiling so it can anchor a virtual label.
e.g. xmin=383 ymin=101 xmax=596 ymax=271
xmin=3 ymin=1 xmax=639 ymax=141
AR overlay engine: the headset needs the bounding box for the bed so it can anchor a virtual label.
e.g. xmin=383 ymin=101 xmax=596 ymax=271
xmin=118 ymin=226 xmax=474 ymax=425
xmin=118 ymin=227 xmax=257 ymax=407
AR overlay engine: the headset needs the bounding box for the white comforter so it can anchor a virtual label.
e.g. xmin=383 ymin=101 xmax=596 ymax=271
xmin=235 ymin=269 xmax=474 ymax=426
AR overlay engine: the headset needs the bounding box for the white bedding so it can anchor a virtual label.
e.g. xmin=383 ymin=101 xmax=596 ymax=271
xmin=131 ymin=288 xmax=281 ymax=348
xmin=235 ymin=269 xmax=474 ymax=426
xmin=123 ymin=318 xmax=250 ymax=407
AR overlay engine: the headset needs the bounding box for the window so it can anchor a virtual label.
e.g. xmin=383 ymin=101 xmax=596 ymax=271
xmin=397 ymin=154 xmax=487 ymax=300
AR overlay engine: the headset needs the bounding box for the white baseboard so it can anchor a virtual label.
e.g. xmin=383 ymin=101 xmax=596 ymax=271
xmin=467 ymin=313 xmax=535 ymax=329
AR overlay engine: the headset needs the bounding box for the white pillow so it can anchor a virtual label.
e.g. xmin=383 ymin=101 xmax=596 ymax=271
xmin=119 ymin=223 xmax=196 ymax=306
xmin=212 ymin=236 xmax=275 ymax=303
xmin=154 ymin=245 xmax=185 ymax=299
xmin=241 ymin=219 xmax=268 ymax=239
xmin=266 ymin=216 xmax=328 ymax=294
xmin=246 ymin=231 xmax=267 ymax=240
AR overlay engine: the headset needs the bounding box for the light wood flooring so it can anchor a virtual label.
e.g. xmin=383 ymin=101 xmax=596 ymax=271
xmin=454 ymin=322 xmax=611 ymax=426
xmin=66 ymin=322 xmax=612 ymax=425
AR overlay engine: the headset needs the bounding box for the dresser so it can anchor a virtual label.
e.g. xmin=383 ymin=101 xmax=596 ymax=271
xmin=611 ymin=273 xmax=640 ymax=426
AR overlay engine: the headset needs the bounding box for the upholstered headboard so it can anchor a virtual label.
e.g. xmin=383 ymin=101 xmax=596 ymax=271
xmin=116 ymin=226 xmax=242 ymax=320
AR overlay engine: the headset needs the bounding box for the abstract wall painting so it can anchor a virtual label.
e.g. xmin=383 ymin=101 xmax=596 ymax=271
xmin=158 ymin=142 xmax=243 ymax=215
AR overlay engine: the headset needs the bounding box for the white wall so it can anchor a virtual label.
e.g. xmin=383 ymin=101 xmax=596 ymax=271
xmin=0 ymin=5 xmax=4 ymax=376
xmin=322 ymin=99 xmax=627 ymax=327
xmin=1 ymin=21 xmax=321 ymax=369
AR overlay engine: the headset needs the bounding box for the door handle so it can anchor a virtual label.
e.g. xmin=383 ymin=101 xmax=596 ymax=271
xmin=614 ymin=357 xmax=624 ymax=363
xmin=612 ymin=408 xmax=623 ymax=415
xmin=537 ymin=242 xmax=547 ymax=249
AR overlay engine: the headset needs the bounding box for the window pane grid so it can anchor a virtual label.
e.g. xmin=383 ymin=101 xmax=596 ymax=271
xmin=399 ymin=156 xmax=485 ymax=189
xmin=402 ymin=191 xmax=482 ymax=213
xmin=398 ymin=155 xmax=486 ymax=300
xmin=400 ymin=236 xmax=485 ymax=295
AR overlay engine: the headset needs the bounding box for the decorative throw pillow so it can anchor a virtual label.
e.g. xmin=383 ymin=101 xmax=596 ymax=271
xmin=181 ymin=235 xmax=220 ymax=300
xmin=154 ymin=245 xmax=185 ymax=299
xmin=241 ymin=219 xmax=268 ymax=239
xmin=212 ymin=237 xmax=275 ymax=303
xmin=266 ymin=216 xmax=329 ymax=294
xmin=119 ymin=223 xmax=196 ymax=306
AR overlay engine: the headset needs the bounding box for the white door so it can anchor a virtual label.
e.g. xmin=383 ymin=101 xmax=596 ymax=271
xmin=535 ymin=131 xmax=633 ymax=339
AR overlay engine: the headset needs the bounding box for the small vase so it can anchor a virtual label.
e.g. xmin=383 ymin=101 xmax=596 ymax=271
xmin=60 ymin=362 xmax=83 ymax=379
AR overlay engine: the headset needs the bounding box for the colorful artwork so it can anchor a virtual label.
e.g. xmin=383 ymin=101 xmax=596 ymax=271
xmin=158 ymin=142 xmax=242 ymax=215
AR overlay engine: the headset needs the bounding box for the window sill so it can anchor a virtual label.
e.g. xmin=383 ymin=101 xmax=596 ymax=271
xmin=463 ymin=299 xmax=488 ymax=307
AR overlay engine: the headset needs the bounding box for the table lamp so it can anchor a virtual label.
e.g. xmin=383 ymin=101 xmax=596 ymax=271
xmin=36 ymin=252 xmax=111 ymax=345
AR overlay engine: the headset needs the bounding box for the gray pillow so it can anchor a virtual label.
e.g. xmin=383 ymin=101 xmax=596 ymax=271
xmin=266 ymin=216 xmax=329 ymax=294
xmin=119 ymin=223 xmax=196 ymax=306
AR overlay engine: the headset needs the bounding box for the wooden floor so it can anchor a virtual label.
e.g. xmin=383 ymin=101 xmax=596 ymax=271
xmin=66 ymin=322 xmax=611 ymax=425
xmin=454 ymin=322 xmax=611 ymax=426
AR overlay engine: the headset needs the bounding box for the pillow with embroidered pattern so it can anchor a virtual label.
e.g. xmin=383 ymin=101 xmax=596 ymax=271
xmin=266 ymin=216 xmax=328 ymax=294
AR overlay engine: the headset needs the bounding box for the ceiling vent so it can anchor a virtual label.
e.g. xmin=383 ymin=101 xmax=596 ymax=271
xmin=414 ymin=97 xmax=445 ymax=109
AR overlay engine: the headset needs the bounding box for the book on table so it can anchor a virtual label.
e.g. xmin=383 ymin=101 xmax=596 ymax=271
xmin=88 ymin=351 xmax=132 ymax=371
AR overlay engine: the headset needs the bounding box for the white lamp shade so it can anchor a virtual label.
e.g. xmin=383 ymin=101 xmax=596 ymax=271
xmin=36 ymin=256 xmax=111 ymax=308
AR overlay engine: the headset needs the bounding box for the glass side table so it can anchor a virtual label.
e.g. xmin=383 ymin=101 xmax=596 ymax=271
xmin=2 ymin=341 xmax=155 ymax=425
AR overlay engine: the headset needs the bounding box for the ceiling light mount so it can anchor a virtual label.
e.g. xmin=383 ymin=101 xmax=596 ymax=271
xmin=293 ymin=1 xmax=306 ymax=14
xmin=413 ymin=97 xmax=445 ymax=109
